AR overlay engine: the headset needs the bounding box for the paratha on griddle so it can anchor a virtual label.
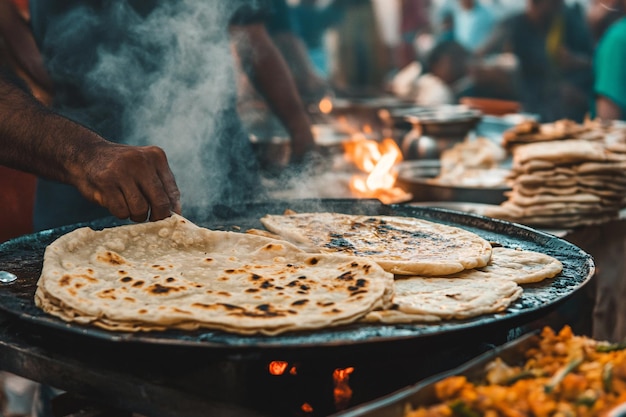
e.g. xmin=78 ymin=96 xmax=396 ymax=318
xmin=35 ymin=215 xmax=394 ymax=335
xmin=362 ymin=247 xmax=559 ymax=323
xmin=260 ymin=213 xmax=493 ymax=276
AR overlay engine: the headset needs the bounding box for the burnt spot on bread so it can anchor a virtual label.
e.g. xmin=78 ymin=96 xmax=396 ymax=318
xmin=124 ymin=297 xmax=136 ymax=302
xmin=291 ymin=299 xmax=309 ymax=306
xmin=325 ymin=235 xmax=356 ymax=252
xmin=138 ymin=309 xmax=147 ymax=314
xmin=132 ymin=280 xmax=145 ymax=288
xmin=146 ymin=283 xmax=179 ymax=295
xmin=245 ymin=288 xmax=259 ymax=293
xmin=152 ymin=265 xmax=166 ymax=271
xmin=337 ymin=271 xmax=354 ymax=281
xmin=204 ymin=258 xmax=214 ymax=263
xmin=97 ymin=251 xmax=126 ymax=265
xmin=97 ymin=288 xmax=117 ymax=300
xmin=350 ymin=290 xmax=368 ymax=297
xmin=59 ymin=275 xmax=71 ymax=286
xmin=225 ymin=269 xmax=235 ymax=273
xmin=172 ymin=308 xmax=191 ymax=315
xmin=166 ymin=277 xmax=176 ymax=283
xmin=299 ymin=284 xmax=310 ymax=291
xmin=232 ymin=303 xmax=287 ymax=318
xmin=287 ymin=280 xmax=299 ymax=287
xmin=275 ymin=286 xmax=284 ymax=290
xmin=217 ymin=291 xmax=231 ymax=297
xmin=218 ymin=276 xmax=230 ymax=282
xmin=260 ymin=280 xmax=274 ymax=289
xmin=120 ymin=276 xmax=133 ymax=283
xmin=74 ymin=283 xmax=84 ymax=289
xmin=317 ymin=301 xmax=335 ymax=307
xmin=306 ymin=257 xmax=319 ymax=265
xmin=298 ymin=275 xmax=307 ymax=280
xmin=356 ymin=279 xmax=368 ymax=287
xmin=250 ymin=273 xmax=262 ymax=281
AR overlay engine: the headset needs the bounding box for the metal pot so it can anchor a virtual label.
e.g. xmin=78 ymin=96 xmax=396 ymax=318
xmin=395 ymin=160 xmax=510 ymax=205
xmin=383 ymin=106 xmax=482 ymax=160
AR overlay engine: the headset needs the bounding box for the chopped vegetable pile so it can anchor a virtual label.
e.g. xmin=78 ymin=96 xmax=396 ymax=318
xmin=405 ymin=326 xmax=626 ymax=417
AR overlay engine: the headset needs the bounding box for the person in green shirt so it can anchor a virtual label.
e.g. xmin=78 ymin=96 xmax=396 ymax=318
xmin=595 ymin=3 xmax=626 ymax=120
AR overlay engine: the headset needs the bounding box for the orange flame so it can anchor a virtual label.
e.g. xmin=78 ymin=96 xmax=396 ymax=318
xmin=268 ymin=361 xmax=289 ymax=376
xmin=344 ymin=137 xmax=413 ymax=204
xmin=301 ymin=403 xmax=314 ymax=413
xmin=319 ymin=97 xmax=333 ymax=114
xmin=333 ymin=367 xmax=355 ymax=411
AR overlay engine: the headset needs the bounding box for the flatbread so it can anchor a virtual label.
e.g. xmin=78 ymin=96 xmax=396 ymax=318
xmin=514 ymin=139 xmax=624 ymax=166
xmin=362 ymin=247 xmax=560 ymax=323
xmin=477 ymin=247 xmax=562 ymax=284
xmin=362 ymin=276 xmax=522 ymax=322
xmin=35 ymin=214 xmax=394 ymax=335
xmin=260 ymin=213 xmax=493 ymax=276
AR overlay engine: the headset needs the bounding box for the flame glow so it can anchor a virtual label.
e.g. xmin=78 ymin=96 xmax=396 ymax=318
xmin=268 ymin=361 xmax=289 ymax=376
xmin=333 ymin=367 xmax=355 ymax=411
xmin=344 ymin=137 xmax=413 ymax=204
xmin=319 ymin=97 xmax=333 ymax=114
xmin=301 ymin=403 xmax=314 ymax=413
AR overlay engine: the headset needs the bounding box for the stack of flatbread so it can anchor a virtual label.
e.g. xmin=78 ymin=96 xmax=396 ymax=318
xmin=484 ymin=139 xmax=626 ymax=228
xmin=501 ymin=119 xmax=608 ymax=151
xmin=35 ymin=214 xmax=395 ymax=335
xmin=258 ymin=213 xmax=562 ymax=324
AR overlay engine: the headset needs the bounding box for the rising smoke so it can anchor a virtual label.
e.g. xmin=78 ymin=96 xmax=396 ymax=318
xmin=43 ymin=0 xmax=264 ymax=214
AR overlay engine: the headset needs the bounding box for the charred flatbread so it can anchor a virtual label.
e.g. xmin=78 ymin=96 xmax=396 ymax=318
xmin=36 ymin=215 xmax=394 ymax=335
xmin=259 ymin=213 xmax=493 ymax=276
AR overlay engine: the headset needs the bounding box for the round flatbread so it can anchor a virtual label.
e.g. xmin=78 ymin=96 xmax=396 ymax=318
xmin=363 ymin=275 xmax=522 ymax=323
xmin=35 ymin=215 xmax=394 ymax=335
xmin=260 ymin=213 xmax=493 ymax=276
xmin=477 ymin=247 xmax=562 ymax=284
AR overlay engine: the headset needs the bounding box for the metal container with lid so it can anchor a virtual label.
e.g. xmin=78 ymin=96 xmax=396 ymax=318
xmin=382 ymin=105 xmax=482 ymax=160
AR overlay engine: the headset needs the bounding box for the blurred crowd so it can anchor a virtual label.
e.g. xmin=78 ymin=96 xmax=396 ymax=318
xmin=275 ymin=0 xmax=626 ymax=123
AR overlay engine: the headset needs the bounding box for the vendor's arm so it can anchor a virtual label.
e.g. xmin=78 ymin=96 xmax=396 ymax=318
xmin=0 ymin=72 xmax=181 ymax=222
xmin=0 ymin=0 xmax=53 ymax=95
xmin=230 ymin=23 xmax=315 ymax=163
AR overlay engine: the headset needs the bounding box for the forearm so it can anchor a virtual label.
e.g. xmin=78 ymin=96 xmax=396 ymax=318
xmin=232 ymin=25 xmax=315 ymax=160
xmin=596 ymin=96 xmax=623 ymax=121
xmin=0 ymin=74 xmax=103 ymax=185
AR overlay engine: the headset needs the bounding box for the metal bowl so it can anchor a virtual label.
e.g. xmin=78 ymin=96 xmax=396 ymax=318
xmin=395 ymin=160 xmax=510 ymax=205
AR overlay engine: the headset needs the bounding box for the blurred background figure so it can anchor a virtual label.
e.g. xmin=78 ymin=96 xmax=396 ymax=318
xmin=478 ymin=0 xmax=594 ymax=122
xmin=390 ymin=40 xmax=471 ymax=106
xmin=442 ymin=0 xmax=497 ymax=52
xmin=289 ymin=0 xmax=342 ymax=78
xmin=587 ymin=0 xmax=624 ymax=43
xmin=593 ymin=0 xmax=626 ymax=120
xmin=327 ymin=0 xmax=390 ymax=95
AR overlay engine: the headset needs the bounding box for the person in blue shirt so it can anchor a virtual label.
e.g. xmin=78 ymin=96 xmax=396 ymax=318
xmin=594 ymin=1 xmax=626 ymax=120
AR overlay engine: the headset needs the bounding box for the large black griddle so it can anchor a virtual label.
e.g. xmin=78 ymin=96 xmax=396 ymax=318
xmin=0 ymin=199 xmax=594 ymax=352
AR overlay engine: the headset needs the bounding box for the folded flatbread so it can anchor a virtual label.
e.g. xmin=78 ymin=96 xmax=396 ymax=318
xmin=35 ymin=215 xmax=394 ymax=335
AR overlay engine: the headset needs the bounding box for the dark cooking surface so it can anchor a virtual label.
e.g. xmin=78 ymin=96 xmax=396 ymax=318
xmin=0 ymin=199 xmax=593 ymax=350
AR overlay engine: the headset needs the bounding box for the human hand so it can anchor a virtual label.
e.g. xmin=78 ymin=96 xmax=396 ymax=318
xmin=71 ymin=142 xmax=181 ymax=222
